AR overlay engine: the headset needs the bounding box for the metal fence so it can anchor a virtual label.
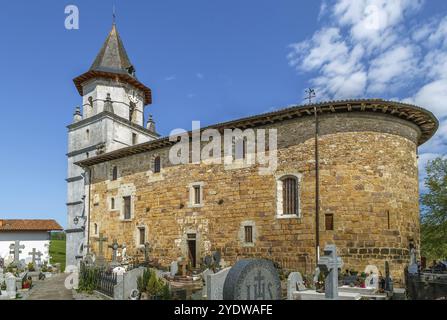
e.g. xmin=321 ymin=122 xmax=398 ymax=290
xmin=79 ymin=262 xmax=118 ymax=298
xmin=405 ymin=269 xmax=447 ymax=300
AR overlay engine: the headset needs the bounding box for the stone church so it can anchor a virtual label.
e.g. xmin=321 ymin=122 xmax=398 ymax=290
xmin=66 ymin=24 xmax=438 ymax=283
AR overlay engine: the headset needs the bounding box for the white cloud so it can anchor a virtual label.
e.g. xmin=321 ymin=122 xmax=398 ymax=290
xmin=165 ymin=75 xmax=176 ymax=81
xmin=367 ymin=44 xmax=419 ymax=93
xmin=287 ymin=0 xmax=447 ymax=193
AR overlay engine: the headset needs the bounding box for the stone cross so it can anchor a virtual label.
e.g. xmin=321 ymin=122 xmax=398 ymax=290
xmin=108 ymin=239 xmax=122 ymax=263
xmin=9 ymin=241 xmax=25 ymax=264
xmin=384 ymin=261 xmax=393 ymax=292
xmin=35 ymin=251 xmax=43 ymax=265
xmin=178 ymin=258 xmax=188 ymax=277
xmin=95 ymin=233 xmax=108 ymax=267
xmin=143 ymin=242 xmax=150 ymax=264
xmin=95 ymin=233 xmax=108 ymax=257
xmin=28 ymin=248 xmax=39 ymax=265
xmin=317 ymin=244 xmax=343 ymax=299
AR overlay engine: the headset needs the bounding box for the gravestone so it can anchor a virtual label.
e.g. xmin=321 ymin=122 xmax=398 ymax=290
xmin=365 ymin=273 xmax=379 ymax=290
xmin=28 ymin=248 xmax=39 ymax=266
xmin=143 ymin=242 xmax=150 ymax=265
xmin=318 ymin=244 xmax=343 ymax=300
xmin=201 ymin=268 xmax=214 ymax=298
xmin=5 ymin=273 xmax=17 ymax=298
xmin=204 ymin=255 xmax=212 ymax=268
xmin=364 ymin=265 xmax=379 ymax=275
xmin=35 ymin=251 xmax=43 ymax=267
xmin=95 ymin=233 xmax=108 ymax=267
xmin=408 ymin=247 xmax=418 ymax=274
xmin=223 ymin=259 xmax=281 ymax=300
xmin=384 ymin=261 xmax=393 ymax=292
xmin=170 ymin=261 xmax=178 ymax=277
xmin=108 ymin=239 xmax=122 ymax=267
xmin=287 ymin=272 xmax=306 ymax=300
xmin=313 ymin=267 xmax=320 ymax=287
xmin=207 ymin=267 xmax=231 ymax=300
xmin=178 ymin=258 xmax=188 ymax=277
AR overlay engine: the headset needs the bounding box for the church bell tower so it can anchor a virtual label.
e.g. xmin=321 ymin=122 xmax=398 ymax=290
xmin=66 ymin=23 xmax=159 ymax=268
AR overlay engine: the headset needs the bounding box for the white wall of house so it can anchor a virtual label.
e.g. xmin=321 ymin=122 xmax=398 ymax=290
xmin=0 ymin=232 xmax=51 ymax=265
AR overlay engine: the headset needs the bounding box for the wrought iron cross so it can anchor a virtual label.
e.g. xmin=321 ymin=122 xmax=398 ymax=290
xmin=108 ymin=239 xmax=122 ymax=262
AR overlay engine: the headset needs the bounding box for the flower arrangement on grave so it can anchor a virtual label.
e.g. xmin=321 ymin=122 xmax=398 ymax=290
xmin=315 ymin=270 xmax=326 ymax=292
xmin=77 ymin=266 xmax=100 ymax=294
xmin=22 ymin=276 xmax=32 ymax=289
xmin=137 ymin=268 xmax=171 ymax=300
xmin=27 ymin=263 xmax=35 ymax=272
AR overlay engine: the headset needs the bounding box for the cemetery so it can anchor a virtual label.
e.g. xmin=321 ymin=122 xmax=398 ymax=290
xmin=68 ymin=236 xmax=447 ymax=301
xmin=0 ymin=240 xmax=62 ymax=300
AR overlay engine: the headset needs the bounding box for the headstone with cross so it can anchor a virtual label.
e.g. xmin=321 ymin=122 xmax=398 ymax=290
xmin=95 ymin=233 xmax=108 ymax=267
xmin=35 ymin=251 xmax=43 ymax=267
xmin=143 ymin=242 xmax=150 ymax=265
xmin=108 ymin=239 xmax=122 ymax=265
xmin=223 ymin=259 xmax=281 ymax=300
xmin=384 ymin=261 xmax=393 ymax=293
xmin=9 ymin=241 xmax=25 ymax=265
xmin=178 ymin=258 xmax=188 ymax=277
xmin=317 ymin=244 xmax=343 ymax=300
xmin=28 ymin=248 xmax=40 ymax=266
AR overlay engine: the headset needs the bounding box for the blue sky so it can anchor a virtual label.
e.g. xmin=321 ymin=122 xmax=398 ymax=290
xmin=0 ymin=1 xmax=446 ymax=227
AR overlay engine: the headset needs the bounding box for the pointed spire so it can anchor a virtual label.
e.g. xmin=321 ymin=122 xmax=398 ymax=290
xmin=89 ymin=24 xmax=136 ymax=77
xmin=104 ymin=93 xmax=114 ymax=113
xmin=146 ymin=114 xmax=156 ymax=133
xmin=73 ymin=107 xmax=82 ymax=123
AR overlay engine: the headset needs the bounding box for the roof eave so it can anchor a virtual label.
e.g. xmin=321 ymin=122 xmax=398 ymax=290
xmin=75 ymin=99 xmax=439 ymax=168
xmin=73 ymin=70 xmax=152 ymax=105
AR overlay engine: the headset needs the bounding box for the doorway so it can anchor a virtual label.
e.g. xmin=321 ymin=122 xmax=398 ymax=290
xmin=187 ymin=233 xmax=197 ymax=268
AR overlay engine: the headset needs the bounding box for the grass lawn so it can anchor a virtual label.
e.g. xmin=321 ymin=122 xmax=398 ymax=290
xmin=49 ymin=239 xmax=66 ymax=272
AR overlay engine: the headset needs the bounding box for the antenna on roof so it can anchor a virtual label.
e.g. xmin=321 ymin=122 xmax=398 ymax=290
xmin=304 ymin=88 xmax=316 ymax=105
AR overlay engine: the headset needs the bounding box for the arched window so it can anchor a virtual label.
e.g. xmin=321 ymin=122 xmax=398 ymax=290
xmin=282 ymin=177 xmax=298 ymax=215
xmin=112 ymin=166 xmax=118 ymax=181
xmin=277 ymin=175 xmax=300 ymax=218
xmin=154 ymin=156 xmax=161 ymax=173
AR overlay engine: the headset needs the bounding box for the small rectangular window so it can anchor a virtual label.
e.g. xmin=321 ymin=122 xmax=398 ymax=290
xmin=139 ymin=227 xmax=145 ymax=245
xmin=154 ymin=157 xmax=161 ymax=173
xmin=244 ymin=226 xmax=253 ymax=243
xmin=325 ymin=214 xmax=334 ymax=231
xmin=111 ymin=198 xmax=115 ymax=210
xmin=387 ymin=210 xmax=390 ymax=229
xmin=112 ymin=166 xmax=118 ymax=181
xmin=132 ymin=133 xmax=137 ymax=145
xmin=124 ymin=196 xmax=131 ymax=220
xmin=194 ymin=185 xmax=201 ymax=205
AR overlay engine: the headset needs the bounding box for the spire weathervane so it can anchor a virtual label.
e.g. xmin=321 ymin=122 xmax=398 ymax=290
xmin=304 ymin=88 xmax=316 ymax=105
xmin=112 ymin=4 xmax=116 ymax=25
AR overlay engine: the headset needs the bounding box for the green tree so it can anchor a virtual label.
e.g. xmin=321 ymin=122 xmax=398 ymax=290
xmin=420 ymin=157 xmax=447 ymax=260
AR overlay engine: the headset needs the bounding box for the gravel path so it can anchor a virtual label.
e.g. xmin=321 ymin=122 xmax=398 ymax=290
xmin=26 ymin=274 xmax=73 ymax=300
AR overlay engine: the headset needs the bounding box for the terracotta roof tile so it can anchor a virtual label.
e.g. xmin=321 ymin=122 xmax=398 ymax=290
xmin=0 ymin=219 xmax=63 ymax=232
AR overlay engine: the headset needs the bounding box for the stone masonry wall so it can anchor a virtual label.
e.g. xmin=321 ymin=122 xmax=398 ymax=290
xmin=87 ymin=112 xmax=421 ymax=285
